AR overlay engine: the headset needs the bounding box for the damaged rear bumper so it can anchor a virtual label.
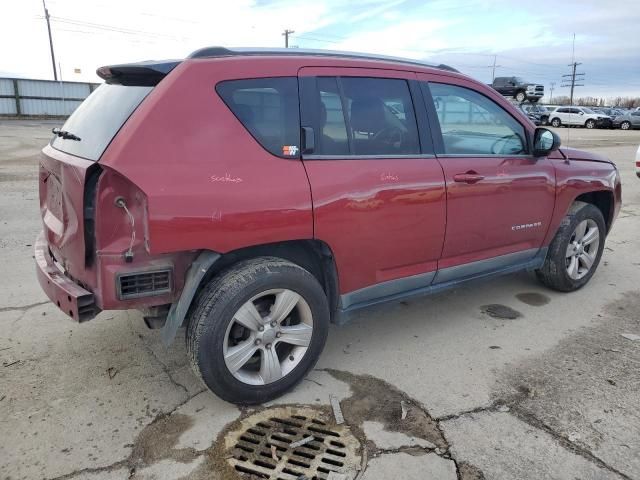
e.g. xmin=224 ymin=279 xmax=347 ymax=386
xmin=35 ymin=231 xmax=99 ymax=322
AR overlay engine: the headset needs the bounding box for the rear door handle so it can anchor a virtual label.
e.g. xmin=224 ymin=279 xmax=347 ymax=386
xmin=453 ymin=171 xmax=485 ymax=184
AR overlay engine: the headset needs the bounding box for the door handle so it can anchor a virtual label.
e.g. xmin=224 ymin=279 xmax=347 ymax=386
xmin=453 ymin=171 xmax=485 ymax=184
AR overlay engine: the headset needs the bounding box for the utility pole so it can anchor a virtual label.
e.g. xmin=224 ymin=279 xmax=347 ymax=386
xmin=42 ymin=0 xmax=57 ymax=80
xmin=282 ymin=29 xmax=295 ymax=48
xmin=561 ymin=62 xmax=585 ymax=106
xmin=487 ymin=55 xmax=502 ymax=82
xmin=549 ymin=82 xmax=555 ymax=103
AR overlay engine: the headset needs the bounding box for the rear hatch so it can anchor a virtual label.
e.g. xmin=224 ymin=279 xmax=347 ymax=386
xmin=39 ymin=61 xmax=176 ymax=284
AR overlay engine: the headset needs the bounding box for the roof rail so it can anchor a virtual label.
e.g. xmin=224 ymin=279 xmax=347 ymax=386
xmin=188 ymin=46 xmax=458 ymax=73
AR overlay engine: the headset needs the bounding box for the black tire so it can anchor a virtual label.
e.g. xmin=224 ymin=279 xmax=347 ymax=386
xmin=515 ymin=91 xmax=526 ymax=102
xmin=585 ymin=119 xmax=595 ymax=129
xmin=551 ymin=117 xmax=561 ymax=127
xmin=186 ymin=257 xmax=330 ymax=405
xmin=620 ymin=121 xmax=631 ymax=130
xmin=536 ymin=202 xmax=606 ymax=292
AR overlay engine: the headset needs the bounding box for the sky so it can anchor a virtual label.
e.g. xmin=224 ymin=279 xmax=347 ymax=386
xmin=2 ymin=0 xmax=639 ymax=99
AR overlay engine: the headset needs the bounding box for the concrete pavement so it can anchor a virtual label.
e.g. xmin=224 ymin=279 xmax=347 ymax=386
xmin=1 ymin=121 xmax=639 ymax=480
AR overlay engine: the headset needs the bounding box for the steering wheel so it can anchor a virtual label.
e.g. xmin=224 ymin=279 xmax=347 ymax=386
xmin=372 ymin=126 xmax=404 ymax=149
xmin=491 ymin=134 xmax=522 ymax=155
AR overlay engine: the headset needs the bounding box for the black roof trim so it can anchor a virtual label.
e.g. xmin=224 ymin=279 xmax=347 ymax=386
xmin=188 ymin=47 xmax=458 ymax=73
xmin=96 ymin=60 xmax=180 ymax=86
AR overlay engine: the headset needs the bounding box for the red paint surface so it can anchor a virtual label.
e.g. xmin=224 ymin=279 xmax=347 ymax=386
xmin=36 ymin=54 xmax=622 ymax=319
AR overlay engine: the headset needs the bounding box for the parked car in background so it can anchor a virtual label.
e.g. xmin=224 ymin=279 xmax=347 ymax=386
xmin=521 ymin=104 xmax=551 ymax=125
xmin=489 ymin=76 xmax=544 ymax=102
xmin=613 ymin=111 xmax=640 ymax=130
xmin=514 ymin=103 xmax=541 ymax=125
xmin=549 ymin=106 xmax=612 ymax=129
xmin=35 ymin=47 xmax=621 ymax=404
xmin=596 ymin=107 xmax=625 ymax=117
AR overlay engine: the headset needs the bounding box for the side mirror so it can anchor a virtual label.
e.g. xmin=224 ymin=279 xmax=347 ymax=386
xmin=533 ymin=127 xmax=561 ymax=157
xmin=579 ymin=111 xmax=584 ymax=115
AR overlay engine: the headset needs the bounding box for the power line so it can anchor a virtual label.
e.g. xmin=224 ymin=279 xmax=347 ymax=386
xmin=549 ymin=81 xmax=556 ymax=102
xmin=47 ymin=15 xmax=184 ymax=40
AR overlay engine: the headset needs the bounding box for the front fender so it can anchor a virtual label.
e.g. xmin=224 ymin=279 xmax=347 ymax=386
xmin=543 ymin=159 xmax=618 ymax=246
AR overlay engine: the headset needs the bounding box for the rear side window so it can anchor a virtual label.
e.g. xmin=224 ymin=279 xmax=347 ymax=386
xmin=216 ymin=77 xmax=300 ymax=158
xmin=317 ymin=77 xmax=350 ymax=155
xmin=51 ymin=84 xmax=152 ymax=161
xmin=313 ymin=77 xmax=420 ymax=156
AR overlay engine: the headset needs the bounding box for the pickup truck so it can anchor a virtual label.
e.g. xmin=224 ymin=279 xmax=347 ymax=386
xmin=490 ymin=76 xmax=544 ymax=102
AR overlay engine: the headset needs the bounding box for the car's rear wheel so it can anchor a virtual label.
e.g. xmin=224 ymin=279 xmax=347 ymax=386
xmin=621 ymin=121 xmax=631 ymax=130
xmin=551 ymin=117 xmax=561 ymax=127
xmin=515 ymin=91 xmax=526 ymax=102
xmin=186 ymin=257 xmax=329 ymax=404
xmin=585 ymin=119 xmax=596 ymax=129
xmin=536 ymin=202 xmax=605 ymax=292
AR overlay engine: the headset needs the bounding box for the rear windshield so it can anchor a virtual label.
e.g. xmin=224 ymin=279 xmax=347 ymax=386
xmin=51 ymin=84 xmax=152 ymax=161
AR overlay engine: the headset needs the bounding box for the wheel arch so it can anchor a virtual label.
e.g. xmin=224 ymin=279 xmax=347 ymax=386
xmin=573 ymin=190 xmax=614 ymax=232
xmin=201 ymin=240 xmax=340 ymax=320
xmin=161 ymin=239 xmax=341 ymax=345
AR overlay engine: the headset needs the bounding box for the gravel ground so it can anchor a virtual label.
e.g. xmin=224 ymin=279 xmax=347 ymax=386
xmin=1 ymin=120 xmax=639 ymax=480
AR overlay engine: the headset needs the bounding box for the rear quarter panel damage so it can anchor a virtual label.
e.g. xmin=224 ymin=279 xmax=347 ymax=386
xmin=98 ymin=59 xmax=313 ymax=257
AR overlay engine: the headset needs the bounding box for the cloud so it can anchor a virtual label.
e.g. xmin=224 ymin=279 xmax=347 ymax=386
xmin=2 ymin=0 xmax=637 ymax=97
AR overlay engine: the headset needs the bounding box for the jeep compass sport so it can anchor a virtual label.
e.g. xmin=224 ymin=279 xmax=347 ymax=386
xmin=36 ymin=47 xmax=621 ymax=404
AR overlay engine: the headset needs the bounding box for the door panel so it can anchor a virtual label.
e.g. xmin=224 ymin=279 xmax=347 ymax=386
xmin=436 ymin=155 xmax=555 ymax=270
xmin=417 ymin=75 xmax=556 ymax=278
xmin=299 ymin=68 xmax=446 ymax=297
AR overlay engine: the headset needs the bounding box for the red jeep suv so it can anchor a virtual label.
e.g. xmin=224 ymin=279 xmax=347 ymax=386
xmin=36 ymin=47 xmax=621 ymax=404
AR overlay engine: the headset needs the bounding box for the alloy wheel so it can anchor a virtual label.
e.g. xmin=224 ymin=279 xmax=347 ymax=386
xmin=565 ymin=219 xmax=600 ymax=280
xmin=223 ymin=289 xmax=313 ymax=385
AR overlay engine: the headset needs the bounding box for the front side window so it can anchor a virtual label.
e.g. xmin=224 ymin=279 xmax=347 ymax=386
xmin=313 ymin=76 xmax=420 ymax=156
xmin=216 ymin=77 xmax=300 ymax=158
xmin=429 ymin=83 xmax=527 ymax=156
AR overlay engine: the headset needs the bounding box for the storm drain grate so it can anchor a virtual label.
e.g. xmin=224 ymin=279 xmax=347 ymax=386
xmin=224 ymin=407 xmax=362 ymax=480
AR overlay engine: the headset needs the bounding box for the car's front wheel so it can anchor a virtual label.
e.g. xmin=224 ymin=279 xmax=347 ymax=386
xmin=515 ymin=91 xmax=526 ymax=102
xmin=620 ymin=121 xmax=631 ymax=130
xmin=551 ymin=117 xmax=561 ymax=127
xmin=585 ymin=119 xmax=596 ymax=129
xmin=536 ymin=202 xmax=605 ymax=292
xmin=186 ymin=257 xmax=330 ymax=404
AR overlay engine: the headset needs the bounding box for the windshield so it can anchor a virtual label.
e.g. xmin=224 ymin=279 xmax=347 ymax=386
xmin=582 ymin=108 xmax=596 ymax=114
xmin=51 ymin=84 xmax=152 ymax=161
